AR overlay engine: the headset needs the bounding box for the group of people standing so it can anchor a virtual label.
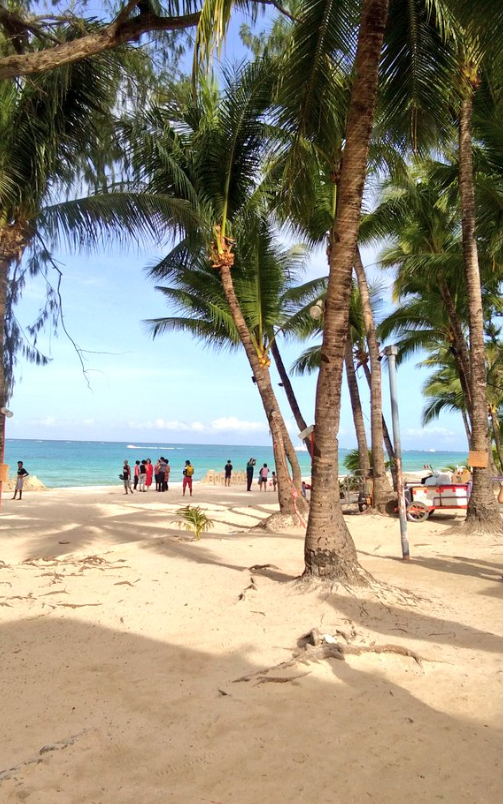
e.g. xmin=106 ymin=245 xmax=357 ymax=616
xmin=121 ymin=457 xmax=194 ymax=496
xmin=246 ymin=458 xmax=276 ymax=492
xmin=120 ymin=456 xmax=276 ymax=496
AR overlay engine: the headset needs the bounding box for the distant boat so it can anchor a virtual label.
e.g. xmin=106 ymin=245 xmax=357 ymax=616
xmin=295 ymin=445 xmax=308 ymax=451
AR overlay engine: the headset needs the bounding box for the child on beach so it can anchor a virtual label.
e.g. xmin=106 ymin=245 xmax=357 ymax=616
xmin=224 ymin=460 xmax=233 ymax=487
xmin=183 ymin=460 xmax=194 ymax=497
xmin=271 ymin=471 xmax=277 ymax=492
xmin=259 ymin=463 xmax=269 ymax=491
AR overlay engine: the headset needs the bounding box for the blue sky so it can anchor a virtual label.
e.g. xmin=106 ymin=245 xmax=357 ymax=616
xmin=4 ymin=9 xmax=469 ymax=451
xmin=7 ymin=238 xmax=468 ymax=450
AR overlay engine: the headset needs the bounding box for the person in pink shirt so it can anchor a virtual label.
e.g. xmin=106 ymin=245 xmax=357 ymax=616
xmin=258 ymin=463 xmax=269 ymax=491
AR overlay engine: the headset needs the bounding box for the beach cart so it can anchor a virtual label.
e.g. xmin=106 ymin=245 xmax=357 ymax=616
xmin=405 ymin=482 xmax=470 ymax=522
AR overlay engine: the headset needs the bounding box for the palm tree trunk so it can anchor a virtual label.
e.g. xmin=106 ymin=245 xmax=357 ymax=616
xmin=361 ymin=360 xmax=397 ymax=488
xmin=276 ymin=410 xmax=305 ymax=494
xmin=219 ymin=263 xmax=304 ymax=519
xmin=270 ymin=339 xmax=311 ymax=452
xmin=0 ymin=256 xmax=8 ymax=512
xmin=304 ymin=0 xmax=389 ymax=581
xmin=459 ymin=89 xmax=501 ymax=529
xmin=489 ymin=407 xmax=503 ymax=473
xmin=354 ymin=248 xmax=392 ymax=507
xmin=438 ymin=279 xmax=472 ymax=415
xmin=461 ymin=409 xmax=472 ymax=446
xmin=344 ymin=337 xmax=370 ymax=477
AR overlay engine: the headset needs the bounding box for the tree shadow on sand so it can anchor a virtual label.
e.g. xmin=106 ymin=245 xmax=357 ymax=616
xmin=359 ymin=549 xmax=503 ymax=584
xmin=329 ymin=590 xmax=503 ymax=656
xmin=2 ymin=494 xmax=286 ymax=560
xmin=0 ymin=616 xmax=501 ymax=803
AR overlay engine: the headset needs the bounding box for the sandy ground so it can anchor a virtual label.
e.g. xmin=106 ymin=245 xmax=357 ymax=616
xmin=0 ymin=482 xmax=502 ymax=804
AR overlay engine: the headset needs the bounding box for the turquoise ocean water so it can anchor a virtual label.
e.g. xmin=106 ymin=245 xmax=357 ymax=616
xmin=3 ymin=439 xmax=470 ymax=489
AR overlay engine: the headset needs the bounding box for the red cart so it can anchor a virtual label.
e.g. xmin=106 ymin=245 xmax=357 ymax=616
xmin=405 ymin=483 xmax=470 ymax=522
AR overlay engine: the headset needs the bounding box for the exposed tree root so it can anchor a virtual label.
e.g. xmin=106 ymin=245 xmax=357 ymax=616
xmin=253 ymin=512 xmax=305 ymax=532
xmin=238 ymin=576 xmax=258 ymax=601
xmin=0 ymin=729 xmax=91 ymax=783
xmin=296 ymin=561 xmax=373 ymax=590
xmin=233 ymin=627 xmax=424 ymax=685
xmin=443 ymin=518 xmax=502 ymax=537
xmin=255 ymin=672 xmax=311 ymax=685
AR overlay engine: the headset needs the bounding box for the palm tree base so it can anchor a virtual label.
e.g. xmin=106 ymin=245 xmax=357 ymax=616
xmin=254 ymin=511 xmax=307 ymax=532
xmin=302 ymin=551 xmax=370 ymax=585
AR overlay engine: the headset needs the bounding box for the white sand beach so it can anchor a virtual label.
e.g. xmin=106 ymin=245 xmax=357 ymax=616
xmin=1 ymin=482 xmax=502 ymax=803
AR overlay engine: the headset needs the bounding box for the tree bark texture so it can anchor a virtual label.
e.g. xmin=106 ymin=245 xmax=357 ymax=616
xmin=0 ymin=9 xmax=200 ymax=79
xmin=0 ymin=257 xmax=9 ymax=511
xmin=354 ymin=247 xmax=392 ymax=507
xmin=270 ymin=339 xmax=311 ymax=452
xmin=361 ymin=360 xmax=397 ymax=489
xmin=458 ymin=91 xmax=501 ymax=529
xmin=344 ymin=336 xmax=370 ymax=477
xmin=489 ymin=407 xmax=503 ymax=473
xmin=437 ymin=278 xmax=472 ymax=416
xmin=304 ymin=0 xmax=389 ymax=581
xmin=219 ymin=264 xmax=304 ymax=518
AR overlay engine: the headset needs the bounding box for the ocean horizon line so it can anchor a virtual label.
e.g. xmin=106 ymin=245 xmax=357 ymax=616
xmin=4 ymin=436 xmax=469 ymax=454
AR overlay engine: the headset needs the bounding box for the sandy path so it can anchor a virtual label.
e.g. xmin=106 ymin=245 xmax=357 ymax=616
xmin=1 ymin=485 xmax=502 ymax=803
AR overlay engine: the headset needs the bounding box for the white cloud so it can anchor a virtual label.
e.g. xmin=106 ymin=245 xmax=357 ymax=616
xmin=209 ymin=417 xmax=268 ymax=433
xmin=403 ymin=427 xmax=455 ymax=438
xmin=191 ymin=421 xmax=206 ymax=432
xmin=129 ymin=416 xmax=268 ymax=435
xmin=130 ymin=419 xmax=207 ymax=432
xmin=32 ymin=416 xmax=57 ymax=427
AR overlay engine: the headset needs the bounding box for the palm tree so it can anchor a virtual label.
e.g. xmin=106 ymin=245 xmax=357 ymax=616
xmin=290 ymin=281 xmax=393 ymax=492
xmin=456 ymin=47 xmax=502 ymax=528
xmin=175 ymin=505 xmax=215 ymax=540
xmin=121 ymin=64 xmax=308 ymax=519
xmin=421 ymin=358 xmax=470 ymax=444
xmin=148 ymin=212 xmax=314 ymax=509
xmin=0 ymin=45 xmax=134 ymax=496
xmin=370 ymin=155 xmax=503 ymax=524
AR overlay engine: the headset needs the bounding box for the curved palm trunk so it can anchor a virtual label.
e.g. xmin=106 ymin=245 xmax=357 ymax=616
xmin=354 ymin=248 xmax=392 ymax=507
xmin=438 ymin=279 xmax=472 ymax=415
xmin=0 ymin=257 xmax=7 ymax=511
xmin=361 ymin=360 xmax=397 ymax=488
xmin=270 ymin=339 xmax=312 ymax=453
xmin=344 ymin=337 xmax=370 ymax=477
xmin=276 ymin=408 xmax=305 ymax=493
xmin=459 ymin=90 xmax=501 ymax=529
xmin=219 ymin=263 xmax=304 ymax=518
xmin=304 ymin=0 xmax=389 ymax=581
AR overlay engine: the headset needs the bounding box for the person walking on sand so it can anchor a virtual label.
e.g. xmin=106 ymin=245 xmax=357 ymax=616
xmin=183 ymin=460 xmax=194 ymax=497
xmin=138 ymin=460 xmax=147 ymax=492
xmin=246 ymin=457 xmax=256 ymax=491
xmin=154 ymin=459 xmax=162 ymax=491
xmin=259 ymin=463 xmax=269 ymax=491
xmin=133 ymin=460 xmax=140 ymax=491
xmin=224 ymin=460 xmax=233 ymax=487
xmin=122 ymin=460 xmax=133 ymax=494
xmin=158 ymin=456 xmax=167 ymax=492
xmin=11 ymin=461 xmax=29 ymax=500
